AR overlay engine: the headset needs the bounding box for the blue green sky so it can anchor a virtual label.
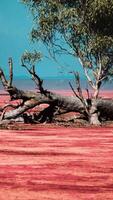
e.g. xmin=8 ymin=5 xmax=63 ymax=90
xmin=0 ymin=0 xmax=81 ymax=79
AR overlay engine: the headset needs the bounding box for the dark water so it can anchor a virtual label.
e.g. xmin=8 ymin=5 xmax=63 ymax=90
xmin=0 ymin=78 xmax=112 ymax=91
xmin=0 ymin=78 xmax=84 ymax=90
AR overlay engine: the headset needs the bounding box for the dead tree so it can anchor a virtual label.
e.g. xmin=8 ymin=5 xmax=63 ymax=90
xmin=0 ymin=58 xmax=113 ymax=125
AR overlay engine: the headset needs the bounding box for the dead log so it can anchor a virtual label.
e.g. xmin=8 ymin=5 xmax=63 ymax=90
xmin=1 ymin=88 xmax=113 ymax=122
xmin=0 ymin=58 xmax=113 ymax=125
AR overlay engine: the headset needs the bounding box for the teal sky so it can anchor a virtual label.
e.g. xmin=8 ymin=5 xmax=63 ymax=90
xmin=0 ymin=0 xmax=82 ymax=79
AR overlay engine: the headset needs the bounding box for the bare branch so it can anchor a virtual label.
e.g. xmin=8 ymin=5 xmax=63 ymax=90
xmin=84 ymin=68 xmax=96 ymax=89
xmin=8 ymin=57 xmax=13 ymax=87
xmin=93 ymin=54 xmax=102 ymax=98
xmin=69 ymin=81 xmax=81 ymax=100
xmin=69 ymin=72 xmax=89 ymax=116
xmin=86 ymin=88 xmax=90 ymax=99
xmin=0 ymin=68 xmax=8 ymax=89
xmin=21 ymin=58 xmax=45 ymax=94
xmin=31 ymin=65 xmax=44 ymax=93
xmin=74 ymin=72 xmax=84 ymax=99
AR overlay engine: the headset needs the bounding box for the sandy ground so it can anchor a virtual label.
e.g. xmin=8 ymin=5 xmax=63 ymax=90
xmin=0 ymin=90 xmax=113 ymax=199
xmin=0 ymin=126 xmax=113 ymax=199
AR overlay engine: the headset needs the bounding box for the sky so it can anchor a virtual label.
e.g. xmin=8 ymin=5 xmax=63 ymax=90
xmin=0 ymin=0 xmax=82 ymax=79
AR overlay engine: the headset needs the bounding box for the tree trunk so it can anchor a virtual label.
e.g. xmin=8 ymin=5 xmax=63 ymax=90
xmin=89 ymin=99 xmax=101 ymax=125
xmin=1 ymin=88 xmax=113 ymax=124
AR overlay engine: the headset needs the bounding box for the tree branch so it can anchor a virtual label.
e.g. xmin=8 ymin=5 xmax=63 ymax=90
xmin=0 ymin=68 xmax=8 ymax=89
xmin=8 ymin=57 xmax=13 ymax=87
xmin=21 ymin=59 xmax=45 ymax=94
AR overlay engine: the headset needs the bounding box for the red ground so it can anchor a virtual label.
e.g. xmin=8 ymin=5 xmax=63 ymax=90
xmin=0 ymin=125 xmax=113 ymax=199
xmin=0 ymin=90 xmax=113 ymax=199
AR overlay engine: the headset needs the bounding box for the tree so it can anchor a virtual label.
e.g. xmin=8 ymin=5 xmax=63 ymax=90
xmin=0 ymin=0 xmax=113 ymax=125
xmin=21 ymin=0 xmax=113 ymax=124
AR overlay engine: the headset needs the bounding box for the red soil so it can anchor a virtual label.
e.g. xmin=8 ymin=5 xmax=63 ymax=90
xmin=0 ymin=126 xmax=113 ymax=199
xmin=0 ymin=90 xmax=113 ymax=199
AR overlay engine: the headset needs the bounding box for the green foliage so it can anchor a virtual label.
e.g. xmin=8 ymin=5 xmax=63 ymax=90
xmin=85 ymin=0 xmax=113 ymax=36
xmin=22 ymin=0 xmax=113 ymax=85
xmin=21 ymin=50 xmax=42 ymax=66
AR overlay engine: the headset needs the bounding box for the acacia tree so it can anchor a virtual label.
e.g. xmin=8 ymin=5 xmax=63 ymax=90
xmin=21 ymin=0 xmax=113 ymax=124
xmin=0 ymin=0 xmax=113 ymax=125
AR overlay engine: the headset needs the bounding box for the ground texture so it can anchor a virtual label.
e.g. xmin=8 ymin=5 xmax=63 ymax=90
xmin=0 ymin=125 xmax=113 ymax=200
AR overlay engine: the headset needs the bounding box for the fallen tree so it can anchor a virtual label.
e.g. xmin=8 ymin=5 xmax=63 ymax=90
xmin=0 ymin=58 xmax=113 ymax=126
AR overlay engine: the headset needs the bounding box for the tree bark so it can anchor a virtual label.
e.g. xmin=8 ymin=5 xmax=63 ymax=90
xmin=89 ymin=99 xmax=101 ymax=125
xmin=2 ymin=90 xmax=85 ymax=120
xmin=1 ymin=87 xmax=113 ymax=124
